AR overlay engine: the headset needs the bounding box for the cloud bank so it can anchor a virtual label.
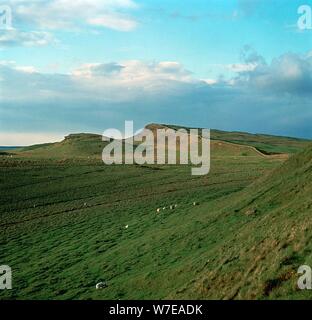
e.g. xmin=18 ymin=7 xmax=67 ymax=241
xmin=1 ymin=51 xmax=312 ymax=144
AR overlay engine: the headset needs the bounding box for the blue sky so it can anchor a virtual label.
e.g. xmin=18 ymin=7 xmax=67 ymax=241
xmin=1 ymin=0 xmax=312 ymax=145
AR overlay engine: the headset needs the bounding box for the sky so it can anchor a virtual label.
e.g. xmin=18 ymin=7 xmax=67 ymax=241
xmin=1 ymin=0 xmax=312 ymax=145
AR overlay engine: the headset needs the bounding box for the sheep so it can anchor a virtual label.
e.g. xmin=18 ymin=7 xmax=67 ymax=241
xmin=156 ymin=208 xmax=161 ymax=213
xmin=84 ymin=202 xmax=87 ymax=207
xmin=125 ymin=225 xmax=129 ymax=229
xmin=169 ymin=205 xmax=174 ymax=210
xmin=193 ymin=202 xmax=199 ymax=206
xmin=174 ymin=204 xmax=178 ymax=208
xmin=162 ymin=207 xmax=166 ymax=210
xmin=96 ymin=282 xmax=107 ymax=289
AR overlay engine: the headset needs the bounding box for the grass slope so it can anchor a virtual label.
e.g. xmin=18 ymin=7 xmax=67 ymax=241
xmin=0 ymin=125 xmax=311 ymax=300
xmin=176 ymin=144 xmax=312 ymax=299
xmin=165 ymin=124 xmax=310 ymax=154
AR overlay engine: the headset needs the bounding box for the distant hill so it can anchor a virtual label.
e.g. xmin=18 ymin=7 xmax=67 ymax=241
xmin=11 ymin=124 xmax=311 ymax=160
xmin=163 ymin=124 xmax=311 ymax=154
xmin=16 ymin=133 xmax=106 ymax=159
xmin=0 ymin=146 xmax=21 ymax=151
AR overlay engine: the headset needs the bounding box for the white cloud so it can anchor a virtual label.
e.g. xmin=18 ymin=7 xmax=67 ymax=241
xmin=0 ymin=60 xmax=37 ymax=72
xmin=235 ymin=53 xmax=312 ymax=94
xmin=68 ymin=60 xmax=198 ymax=102
xmin=201 ymin=78 xmax=217 ymax=85
xmin=72 ymin=62 xmax=125 ymax=77
xmin=227 ymin=63 xmax=257 ymax=73
xmin=71 ymin=60 xmax=194 ymax=95
xmin=8 ymin=0 xmax=139 ymax=31
xmin=0 ymin=29 xmax=55 ymax=47
xmin=87 ymin=13 xmax=137 ymax=31
xmin=0 ymin=60 xmax=197 ymax=104
xmin=14 ymin=65 xmax=37 ymax=73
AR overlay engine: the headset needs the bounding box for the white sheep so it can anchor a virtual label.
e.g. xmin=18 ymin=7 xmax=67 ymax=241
xmin=156 ymin=208 xmax=161 ymax=213
xmin=162 ymin=207 xmax=166 ymax=210
xmin=174 ymin=204 xmax=178 ymax=208
xmin=125 ymin=225 xmax=129 ymax=229
xmin=193 ymin=202 xmax=199 ymax=206
xmin=96 ymin=282 xmax=107 ymax=289
xmin=169 ymin=205 xmax=174 ymax=210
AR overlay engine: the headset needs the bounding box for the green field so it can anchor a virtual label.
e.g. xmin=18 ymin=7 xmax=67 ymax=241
xmin=1 ymin=125 xmax=312 ymax=299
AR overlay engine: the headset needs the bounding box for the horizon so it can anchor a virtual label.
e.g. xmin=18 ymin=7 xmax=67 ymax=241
xmin=0 ymin=121 xmax=310 ymax=147
xmin=1 ymin=0 xmax=312 ymax=144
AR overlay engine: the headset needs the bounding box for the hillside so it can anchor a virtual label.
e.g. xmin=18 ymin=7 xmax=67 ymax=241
xmin=14 ymin=127 xmax=262 ymax=161
xmin=1 ymin=125 xmax=312 ymax=300
xmin=175 ymin=144 xmax=312 ymax=299
xmin=12 ymin=123 xmax=310 ymax=160
xmin=165 ymin=124 xmax=310 ymax=154
xmin=17 ymin=133 xmax=106 ymax=159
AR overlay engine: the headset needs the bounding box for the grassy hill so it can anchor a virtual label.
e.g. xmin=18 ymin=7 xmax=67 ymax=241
xmin=17 ymin=133 xmax=106 ymax=159
xmin=165 ymin=124 xmax=310 ymax=154
xmin=14 ymin=127 xmax=265 ymax=161
xmin=177 ymin=144 xmax=312 ymax=299
xmin=0 ymin=125 xmax=311 ymax=300
xmin=12 ymin=123 xmax=309 ymax=160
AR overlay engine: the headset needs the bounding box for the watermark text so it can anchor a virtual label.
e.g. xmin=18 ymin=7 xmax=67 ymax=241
xmin=0 ymin=265 xmax=12 ymax=290
xmin=102 ymin=121 xmax=210 ymax=176
xmin=298 ymin=5 xmax=312 ymax=30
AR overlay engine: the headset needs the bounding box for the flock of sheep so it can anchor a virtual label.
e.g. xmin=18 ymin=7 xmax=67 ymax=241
xmin=98 ymin=201 xmax=201 ymax=289
xmin=156 ymin=201 xmax=199 ymax=213
xmin=122 ymin=201 xmax=200 ymax=229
